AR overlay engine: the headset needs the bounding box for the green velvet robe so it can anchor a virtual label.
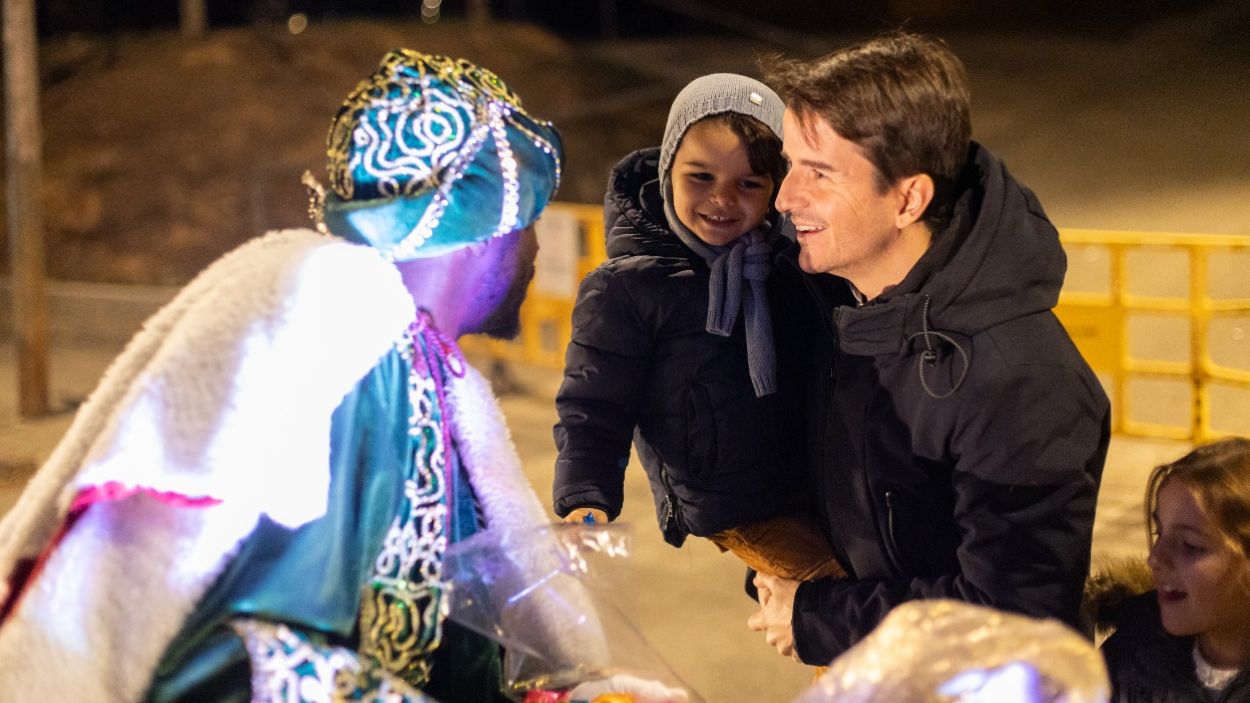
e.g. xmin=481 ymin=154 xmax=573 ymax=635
xmin=144 ymin=344 xmax=510 ymax=703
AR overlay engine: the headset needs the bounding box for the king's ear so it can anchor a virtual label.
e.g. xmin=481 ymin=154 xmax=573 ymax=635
xmin=462 ymin=240 xmax=490 ymax=257
xmin=895 ymin=173 xmax=935 ymax=229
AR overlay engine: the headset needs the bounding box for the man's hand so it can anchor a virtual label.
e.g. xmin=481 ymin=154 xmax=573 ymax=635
xmin=747 ymin=572 xmax=800 ymax=660
xmin=561 ymin=507 xmax=609 ymax=525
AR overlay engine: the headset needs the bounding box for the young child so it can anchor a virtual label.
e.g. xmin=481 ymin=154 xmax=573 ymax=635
xmin=1098 ymin=437 xmax=1250 ymax=702
xmin=551 ymin=73 xmax=841 ymax=582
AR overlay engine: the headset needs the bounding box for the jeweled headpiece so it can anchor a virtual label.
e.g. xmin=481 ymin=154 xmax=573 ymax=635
xmin=307 ymin=49 xmax=564 ymax=260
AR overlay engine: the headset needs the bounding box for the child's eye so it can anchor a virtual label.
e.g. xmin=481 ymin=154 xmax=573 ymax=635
xmin=1180 ymin=541 xmax=1207 ymax=556
xmin=740 ymin=180 xmax=766 ymax=190
xmin=687 ymin=172 xmax=713 ymax=182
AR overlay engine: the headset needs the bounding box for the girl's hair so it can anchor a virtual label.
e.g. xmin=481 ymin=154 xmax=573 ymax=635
xmin=696 ymin=112 xmax=787 ymax=197
xmin=1146 ymin=437 xmax=1250 ymax=564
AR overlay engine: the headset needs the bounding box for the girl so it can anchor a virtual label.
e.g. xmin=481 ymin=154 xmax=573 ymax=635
xmin=1099 ymin=437 xmax=1250 ymax=702
xmin=550 ymin=73 xmax=841 ymax=582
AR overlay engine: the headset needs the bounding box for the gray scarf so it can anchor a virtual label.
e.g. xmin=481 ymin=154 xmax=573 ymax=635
xmin=663 ymin=184 xmax=777 ymax=397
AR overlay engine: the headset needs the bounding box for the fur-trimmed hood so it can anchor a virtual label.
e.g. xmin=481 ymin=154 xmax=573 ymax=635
xmin=1083 ymin=556 xmax=1155 ymax=638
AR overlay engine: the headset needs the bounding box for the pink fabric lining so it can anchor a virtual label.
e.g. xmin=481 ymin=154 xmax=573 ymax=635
xmin=1 ymin=483 xmax=222 ymax=625
xmin=70 ymin=481 xmax=223 ymax=512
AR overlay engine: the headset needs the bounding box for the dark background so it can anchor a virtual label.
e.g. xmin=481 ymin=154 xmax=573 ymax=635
xmin=34 ymin=0 xmax=1237 ymax=37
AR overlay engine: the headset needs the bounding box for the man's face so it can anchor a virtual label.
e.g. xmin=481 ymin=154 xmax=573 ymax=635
xmin=775 ymin=109 xmax=906 ymax=279
xmin=474 ymin=223 xmax=539 ymax=340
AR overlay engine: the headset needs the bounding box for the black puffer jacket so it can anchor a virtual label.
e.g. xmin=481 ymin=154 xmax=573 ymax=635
xmin=783 ymin=143 xmax=1111 ymax=663
xmin=1102 ymin=592 xmax=1250 ymax=702
xmin=552 ymin=148 xmax=801 ymax=546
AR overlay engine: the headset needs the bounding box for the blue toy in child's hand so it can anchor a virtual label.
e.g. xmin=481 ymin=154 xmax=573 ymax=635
xmin=582 ymin=512 xmax=597 ymax=525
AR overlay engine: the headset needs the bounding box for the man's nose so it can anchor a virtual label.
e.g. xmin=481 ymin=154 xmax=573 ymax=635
xmin=775 ymin=172 xmax=798 ymax=213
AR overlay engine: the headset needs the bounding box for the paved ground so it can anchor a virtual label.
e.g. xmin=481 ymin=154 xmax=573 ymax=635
xmin=0 ymin=339 xmax=1188 ymax=702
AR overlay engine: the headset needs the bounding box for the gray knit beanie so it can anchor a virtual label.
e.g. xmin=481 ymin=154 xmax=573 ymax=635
xmin=655 ymin=73 xmax=785 ymax=398
xmin=658 ymin=73 xmax=784 ymax=190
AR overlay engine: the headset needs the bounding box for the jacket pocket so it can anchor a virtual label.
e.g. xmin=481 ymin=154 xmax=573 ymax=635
xmin=682 ymin=383 xmax=718 ymax=482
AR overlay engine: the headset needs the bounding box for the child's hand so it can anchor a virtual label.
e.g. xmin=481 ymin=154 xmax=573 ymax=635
xmin=562 ymin=507 xmax=609 ymax=526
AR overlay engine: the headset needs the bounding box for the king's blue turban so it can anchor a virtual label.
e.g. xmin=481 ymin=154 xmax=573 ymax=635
xmin=308 ymin=50 xmax=564 ymax=260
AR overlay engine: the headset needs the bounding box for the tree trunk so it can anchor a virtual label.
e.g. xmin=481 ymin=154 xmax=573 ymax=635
xmin=3 ymin=0 xmax=50 ymax=417
xmin=180 ymin=0 xmax=208 ymax=38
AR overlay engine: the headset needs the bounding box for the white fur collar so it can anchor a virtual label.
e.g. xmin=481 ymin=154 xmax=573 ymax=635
xmin=0 ymin=229 xmax=414 ymax=702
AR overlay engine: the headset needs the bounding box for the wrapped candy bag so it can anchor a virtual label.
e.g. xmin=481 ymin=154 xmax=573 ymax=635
xmin=442 ymin=523 xmax=697 ymax=702
xmin=794 ymin=600 xmax=1109 ymax=703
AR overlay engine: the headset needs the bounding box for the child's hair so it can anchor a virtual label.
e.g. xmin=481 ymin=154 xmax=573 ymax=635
xmin=696 ymin=112 xmax=787 ymax=199
xmin=1145 ymin=437 xmax=1250 ymax=570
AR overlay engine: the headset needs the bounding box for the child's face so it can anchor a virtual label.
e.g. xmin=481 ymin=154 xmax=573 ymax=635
xmin=1148 ymin=479 xmax=1250 ymax=653
xmin=670 ymin=119 xmax=774 ymax=247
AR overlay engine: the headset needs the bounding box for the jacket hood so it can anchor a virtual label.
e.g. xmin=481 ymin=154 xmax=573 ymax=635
xmin=1082 ymin=556 xmax=1154 ymax=637
xmin=835 ymin=143 xmax=1067 ymax=356
xmin=603 ymin=147 xmax=689 ymax=259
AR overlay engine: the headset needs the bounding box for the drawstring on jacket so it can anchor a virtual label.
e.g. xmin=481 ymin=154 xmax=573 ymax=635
xmin=905 ymin=296 xmax=969 ymax=399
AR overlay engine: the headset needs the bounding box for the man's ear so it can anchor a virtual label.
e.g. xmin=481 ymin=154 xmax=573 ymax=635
xmin=895 ymin=173 xmax=934 ymax=229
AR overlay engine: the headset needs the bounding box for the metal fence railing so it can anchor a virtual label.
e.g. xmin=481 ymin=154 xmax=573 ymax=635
xmin=1055 ymin=230 xmax=1250 ymax=441
xmin=464 ymin=204 xmax=1250 ymax=442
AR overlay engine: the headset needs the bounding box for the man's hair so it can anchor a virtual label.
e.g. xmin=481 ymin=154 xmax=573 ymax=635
xmin=762 ymin=31 xmax=972 ymax=230
xmin=1146 ymin=437 xmax=1250 ymax=587
xmin=698 ymin=112 xmax=787 ymax=198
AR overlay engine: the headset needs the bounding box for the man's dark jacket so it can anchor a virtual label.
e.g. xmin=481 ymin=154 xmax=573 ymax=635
xmin=552 ymin=148 xmax=801 ymax=546
xmin=777 ymin=142 xmax=1111 ymax=664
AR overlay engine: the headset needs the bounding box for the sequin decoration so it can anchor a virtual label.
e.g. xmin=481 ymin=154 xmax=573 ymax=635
xmin=488 ymin=101 xmax=521 ymax=239
xmin=230 ymin=618 xmax=435 ymax=702
xmin=358 ymin=313 xmax=465 ymax=686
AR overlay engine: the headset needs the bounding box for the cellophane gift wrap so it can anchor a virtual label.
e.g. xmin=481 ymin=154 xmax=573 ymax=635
xmin=794 ymin=600 xmax=1108 ymax=703
xmin=442 ymin=523 xmax=697 ymax=702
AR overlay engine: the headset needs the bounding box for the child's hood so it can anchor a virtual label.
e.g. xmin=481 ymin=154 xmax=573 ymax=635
xmin=602 ymin=147 xmax=688 ymax=259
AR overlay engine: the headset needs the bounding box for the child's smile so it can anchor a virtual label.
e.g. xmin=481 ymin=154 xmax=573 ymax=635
xmin=1149 ymin=479 xmax=1250 ymax=667
xmin=670 ymin=119 xmax=773 ymax=247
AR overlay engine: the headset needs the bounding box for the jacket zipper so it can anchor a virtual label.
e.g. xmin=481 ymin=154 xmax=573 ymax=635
xmin=660 ymin=463 xmax=678 ymax=533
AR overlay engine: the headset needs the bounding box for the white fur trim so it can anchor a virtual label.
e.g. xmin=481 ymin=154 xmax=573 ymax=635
xmin=446 ymin=365 xmax=611 ymax=673
xmin=0 ymin=497 xmax=256 ymax=703
xmin=445 ymin=364 xmax=550 ymax=533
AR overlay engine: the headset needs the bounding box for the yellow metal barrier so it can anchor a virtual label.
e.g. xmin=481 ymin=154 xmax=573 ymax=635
xmin=466 ymin=206 xmax=1250 ymax=442
xmin=1055 ymin=230 xmax=1250 ymax=441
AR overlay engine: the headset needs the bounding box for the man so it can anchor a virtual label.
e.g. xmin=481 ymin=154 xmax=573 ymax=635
xmin=0 ymin=50 xmax=582 ymax=701
xmin=747 ymin=32 xmax=1110 ymax=665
